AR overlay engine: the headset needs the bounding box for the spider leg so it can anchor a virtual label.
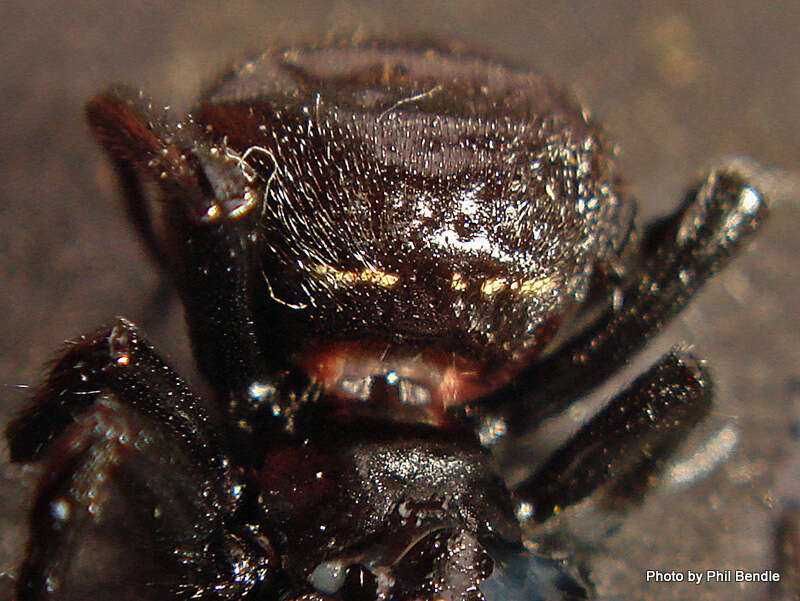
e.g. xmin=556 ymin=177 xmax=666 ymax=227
xmin=8 ymin=318 xmax=225 ymax=471
xmin=86 ymin=89 xmax=268 ymax=403
xmin=475 ymin=170 xmax=767 ymax=432
xmin=512 ymin=348 xmax=712 ymax=522
xmin=6 ymin=319 xmax=272 ymax=600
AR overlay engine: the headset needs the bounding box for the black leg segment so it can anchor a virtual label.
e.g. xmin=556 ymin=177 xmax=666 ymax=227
xmin=87 ymin=89 xmax=270 ymax=404
xmin=8 ymin=319 xmax=227 ymax=480
xmin=513 ymin=348 xmax=712 ymax=522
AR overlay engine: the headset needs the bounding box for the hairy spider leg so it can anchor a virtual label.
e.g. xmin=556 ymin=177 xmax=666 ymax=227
xmin=474 ymin=170 xmax=767 ymax=432
xmin=86 ymin=89 xmax=269 ymax=407
xmin=6 ymin=319 xmax=271 ymax=600
xmin=8 ymin=319 xmax=223 ymax=471
xmin=512 ymin=349 xmax=711 ymax=522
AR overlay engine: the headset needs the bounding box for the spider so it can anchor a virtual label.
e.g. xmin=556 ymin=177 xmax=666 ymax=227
xmin=5 ymin=41 xmax=773 ymax=600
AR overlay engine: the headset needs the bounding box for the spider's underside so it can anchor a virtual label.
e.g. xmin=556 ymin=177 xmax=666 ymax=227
xmin=6 ymin=42 xmax=795 ymax=601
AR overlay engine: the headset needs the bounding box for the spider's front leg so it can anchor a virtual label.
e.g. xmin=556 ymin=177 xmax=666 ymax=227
xmin=86 ymin=88 xmax=272 ymax=411
xmin=7 ymin=319 xmax=273 ymax=601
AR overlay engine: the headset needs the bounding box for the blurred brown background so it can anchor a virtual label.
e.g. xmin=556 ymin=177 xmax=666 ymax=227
xmin=1 ymin=2 xmax=798 ymax=600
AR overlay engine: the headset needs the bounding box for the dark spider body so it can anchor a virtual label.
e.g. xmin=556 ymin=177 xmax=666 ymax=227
xmin=186 ymin=44 xmax=633 ymax=413
xmin=6 ymin=41 xmax=777 ymax=601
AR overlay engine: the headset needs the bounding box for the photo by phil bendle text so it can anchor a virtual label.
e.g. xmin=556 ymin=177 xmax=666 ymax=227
xmin=646 ymin=570 xmax=782 ymax=584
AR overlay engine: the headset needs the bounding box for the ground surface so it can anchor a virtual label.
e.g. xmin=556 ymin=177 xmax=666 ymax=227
xmin=1 ymin=2 xmax=798 ymax=600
